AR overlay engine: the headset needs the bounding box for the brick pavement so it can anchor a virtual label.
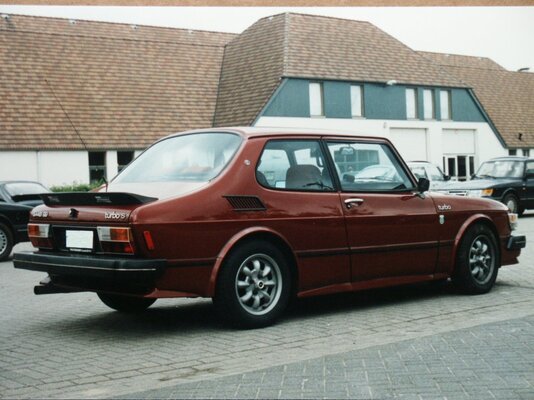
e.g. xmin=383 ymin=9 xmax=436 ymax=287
xmin=0 ymin=214 xmax=533 ymax=399
xmin=117 ymin=316 xmax=534 ymax=400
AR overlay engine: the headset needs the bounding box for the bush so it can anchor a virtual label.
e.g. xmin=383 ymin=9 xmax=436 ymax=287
xmin=50 ymin=181 xmax=104 ymax=193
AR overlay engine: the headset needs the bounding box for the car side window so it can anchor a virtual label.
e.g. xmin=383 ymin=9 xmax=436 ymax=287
xmin=427 ymin=164 xmax=446 ymax=181
xmin=526 ymin=161 xmax=534 ymax=178
xmin=257 ymin=140 xmax=334 ymax=191
xmin=326 ymin=141 xmax=414 ymax=192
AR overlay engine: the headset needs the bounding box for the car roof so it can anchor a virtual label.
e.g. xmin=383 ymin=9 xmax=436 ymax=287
xmin=0 ymin=180 xmax=46 ymax=185
xmin=163 ymin=127 xmax=391 ymax=142
xmin=488 ymin=156 xmax=531 ymax=161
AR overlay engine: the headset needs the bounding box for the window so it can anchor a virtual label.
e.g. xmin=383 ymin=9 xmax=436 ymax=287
xmin=256 ymin=140 xmax=333 ymax=191
xmin=117 ymin=151 xmax=134 ymax=172
xmin=89 ymin=151 xmax=106 ymax=183
xmin=350 ymin=85 xmax=363 ymax=117
xmin=406 ymin=88 xmax=418 ymax=119
xmin=327 ymin=142 xmax=414 ymax=192
xmin=523 ymin=149 xmax=530 ymax=157
xmin=309 ymin=82 xmax=324 ymax=117
xmin=443 ymin=155 xmax=475 ymax=181
xmin=423 ymin=89 xmax=434 ymax=120
xmin=114 ymin=133 xmax=241 ymax=184
xmin=509 ymin=149 xmax=517 ymax=156
xmin=440 ymin=90 xmax=451 ymax=120
xmin=410 ymin=166 xmax=428 ymax=180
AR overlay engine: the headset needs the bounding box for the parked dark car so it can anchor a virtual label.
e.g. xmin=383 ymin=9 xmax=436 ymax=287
xmin=13 ymin=128 xmax=525 ymax=328
xmin=0 ymin=181 xmax=49 ymax=260
xmin=437 ymin=157 xmax=534 ymax=215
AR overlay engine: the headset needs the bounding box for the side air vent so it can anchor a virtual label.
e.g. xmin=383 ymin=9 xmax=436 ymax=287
xmin=224 ymin=196 xmax=266 ymax=211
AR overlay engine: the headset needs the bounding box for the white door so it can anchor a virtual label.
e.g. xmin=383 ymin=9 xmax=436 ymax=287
xmin=390 ymin=128 xmax=428 ymax=161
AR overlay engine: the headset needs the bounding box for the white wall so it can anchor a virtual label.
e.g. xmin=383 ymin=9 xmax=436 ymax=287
xmin=106 ymin=150 xmax=119 ymax=181
xmin=0 ymin=151 xmax=88 ymax=187
xmin=255 ymin=117 xmax=507 ymax=169
xmin=0 ymin=151 xmax=39 ymax=181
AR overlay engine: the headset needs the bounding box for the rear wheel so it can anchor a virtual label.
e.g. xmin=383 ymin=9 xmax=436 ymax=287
xmin=0 ymin=222 xmax=14 ymax=262
xmin=453 ymin=223 xmax=499 ymax=294
xmin=97 ymin=293 xmax=156 ymax=313
xmin=214 ymin=241 xmax=291 ymax=328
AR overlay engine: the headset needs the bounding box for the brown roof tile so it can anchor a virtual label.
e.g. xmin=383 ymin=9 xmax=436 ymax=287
xmin=0 ymin=14 xmax=235 ymax=150
xmin=420 ymin=52 xmax=534 ymax=148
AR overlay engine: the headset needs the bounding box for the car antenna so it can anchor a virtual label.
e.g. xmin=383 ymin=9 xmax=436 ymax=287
xmin=44 ymin=78 xmax=108 ymax=192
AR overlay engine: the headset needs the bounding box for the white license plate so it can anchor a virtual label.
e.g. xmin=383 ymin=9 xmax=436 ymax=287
xmin=66 ymin=230 xmax=93 ymax=249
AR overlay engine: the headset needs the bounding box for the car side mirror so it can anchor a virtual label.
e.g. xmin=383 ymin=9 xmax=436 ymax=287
xmin=444 ymin=175 xmax=451 ymax=181
xmin=417 ymin=177 xmax=430 ymax=192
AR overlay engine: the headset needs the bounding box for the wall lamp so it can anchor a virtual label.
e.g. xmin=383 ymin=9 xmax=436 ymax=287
xmin=386 ymin=80 xmax=397 ymax=86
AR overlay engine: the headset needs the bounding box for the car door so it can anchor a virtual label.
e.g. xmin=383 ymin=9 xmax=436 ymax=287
xmin=524 ymin=160 xmax=534 ymax=208
xmin=324 ymin=139 xmax=439 ymax=282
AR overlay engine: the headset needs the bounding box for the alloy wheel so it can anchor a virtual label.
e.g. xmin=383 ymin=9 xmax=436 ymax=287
xmin=468 ymin=235 xmax=496 ymax=285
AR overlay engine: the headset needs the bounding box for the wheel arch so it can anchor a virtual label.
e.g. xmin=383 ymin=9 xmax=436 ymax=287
xmin=207 ymin=227 xmax=298 ymax=297
xmin=501 ymin=188 xmax=520 ymax=204
xmin=450 ymin=214 xmax=500 ymax=273
xmin=0 ymin=215 xmax=15 ymax=241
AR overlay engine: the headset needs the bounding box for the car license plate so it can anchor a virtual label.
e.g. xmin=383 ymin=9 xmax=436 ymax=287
xmin=66 ymin=230 xmax=93 ymax=249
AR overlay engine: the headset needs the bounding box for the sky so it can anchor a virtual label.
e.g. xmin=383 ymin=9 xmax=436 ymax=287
xmin=0 ymin=6 xmax=533 ymax=72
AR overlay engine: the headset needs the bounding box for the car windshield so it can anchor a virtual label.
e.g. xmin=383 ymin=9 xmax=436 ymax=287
xmin=475 ymin=160 xmax=524 ymax=179
xmin=4 ymin=182 xmax=48 ymax=197
xmin=114 ymin=132 xmax=242 ymax=183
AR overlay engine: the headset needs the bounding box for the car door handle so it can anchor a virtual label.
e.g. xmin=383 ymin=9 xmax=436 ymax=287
xmin=344 ymin=198 xmax=364 ymax=209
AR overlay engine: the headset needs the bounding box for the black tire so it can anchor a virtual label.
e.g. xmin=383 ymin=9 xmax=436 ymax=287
xmin=214 ymin=240 xmax=292 ymax=328
xmin=452 ymin=223 xmax=500 ymax=295
xmin=502 ymin=193 xmax=519 ymax=214
xmin=97 ymin=292 xmax=156 ymax=313
xmin=0 ymin=222 xmax=14 ymax=262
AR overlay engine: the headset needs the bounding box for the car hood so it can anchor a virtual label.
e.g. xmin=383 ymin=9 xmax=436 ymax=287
xmin=435 ymin=178 xmax=519 ymax=191
xmin=106 ymin=181 xmax=208 ymax=199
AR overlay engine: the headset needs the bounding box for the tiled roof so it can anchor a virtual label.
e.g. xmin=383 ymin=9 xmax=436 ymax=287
xmin=0 ymin=14 xmax=235 ymax=150
xmin=419 ymin=51 xmax=506 ymax=71
xmin=212 ymin=14 xmax=287 ymax=127
xmin=420 ymin=52 xmax=534 ymax=148
xmin=214 ymin=13 xmax=467 ymax=126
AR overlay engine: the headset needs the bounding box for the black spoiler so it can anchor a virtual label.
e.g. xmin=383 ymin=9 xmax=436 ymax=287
xmin=40 ymin=192 xmax=158 ymax=206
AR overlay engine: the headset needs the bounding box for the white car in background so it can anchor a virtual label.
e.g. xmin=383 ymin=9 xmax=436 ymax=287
xmin=407 ymin=161 xmax=451 ymax=190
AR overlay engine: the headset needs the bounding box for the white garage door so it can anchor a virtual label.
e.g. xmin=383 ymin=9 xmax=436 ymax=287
xmin=389 ymin=128 xmax=428 ymax=161
xmin=442 ymin=129 xmax=475 ymax=154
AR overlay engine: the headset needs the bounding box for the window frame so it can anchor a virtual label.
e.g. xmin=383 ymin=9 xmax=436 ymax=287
xmin=350 ymin=84 xmax=364 ymax=118
xmin=405 ymin=88 xmax=418 ymax=120
xmin=423 ymin=89 xmax=435 ymax=120
xmin=440 ymin=90 xmax=452 ymax=120
xmin=88 ymin=151 xmax=106 ymax=183
xmin=323 ymin=139 xmax=418 ymax=194
xmin=309 ymin=82 xmax=325 ymax=118
xmin=255 ymin=139 xmax=335 ymax=193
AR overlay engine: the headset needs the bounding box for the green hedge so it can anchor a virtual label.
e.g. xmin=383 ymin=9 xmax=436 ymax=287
xmin=50 ymin=181 xmax=104 ymax=193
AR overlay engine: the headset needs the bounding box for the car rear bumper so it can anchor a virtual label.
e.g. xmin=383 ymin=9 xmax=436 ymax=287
xmin=13 ymin=251 xmax=166 ymax=284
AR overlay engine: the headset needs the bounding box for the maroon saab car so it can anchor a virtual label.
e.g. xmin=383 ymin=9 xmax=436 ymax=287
xmin=14 ymin=128 xmax=526 ymax=328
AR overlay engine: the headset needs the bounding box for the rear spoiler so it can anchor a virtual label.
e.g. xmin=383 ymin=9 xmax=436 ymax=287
xmin=40 ymin=192 xmax=158 ymax=206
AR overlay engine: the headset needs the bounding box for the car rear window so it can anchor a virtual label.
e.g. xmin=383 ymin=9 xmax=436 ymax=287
xmin=114 ymin=133 xmax=242 ymax=183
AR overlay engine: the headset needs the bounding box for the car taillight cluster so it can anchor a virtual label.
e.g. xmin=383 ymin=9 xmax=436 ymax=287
xmin=97 ymin=227 xmax=135 ymax=254
xmin=28 ymin=223 xmax=141 ymax=255
xmin=28 ymin=223 xmax=53 ymax=249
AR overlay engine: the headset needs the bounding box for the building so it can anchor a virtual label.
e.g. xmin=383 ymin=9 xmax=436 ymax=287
xmin=1 ymin=12 xmax=532 ymax=186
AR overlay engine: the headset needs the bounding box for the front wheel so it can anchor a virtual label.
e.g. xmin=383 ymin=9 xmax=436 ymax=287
xmin=0 ymin=222 xmax=14 ymax=262
xmin=502 ymin=193 xmax=519 ymax=214
xmin=97 ymin=292 xmax=156 ymax=313
xmin=452 ymin=223 xmax=500 ymax=294
xmin=214 ymin=241 xmax=291 ymax=328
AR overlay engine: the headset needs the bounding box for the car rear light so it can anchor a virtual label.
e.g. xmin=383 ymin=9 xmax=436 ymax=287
xmin=143 ymin=231 xmax=155 ymax=250
xmin=508 ymin=213 xmax=518 ymax=231
xmin=28 ymin=223 xmax=53 ymax=249
xmin=97 ymin=227 xmax=135 ymax=254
